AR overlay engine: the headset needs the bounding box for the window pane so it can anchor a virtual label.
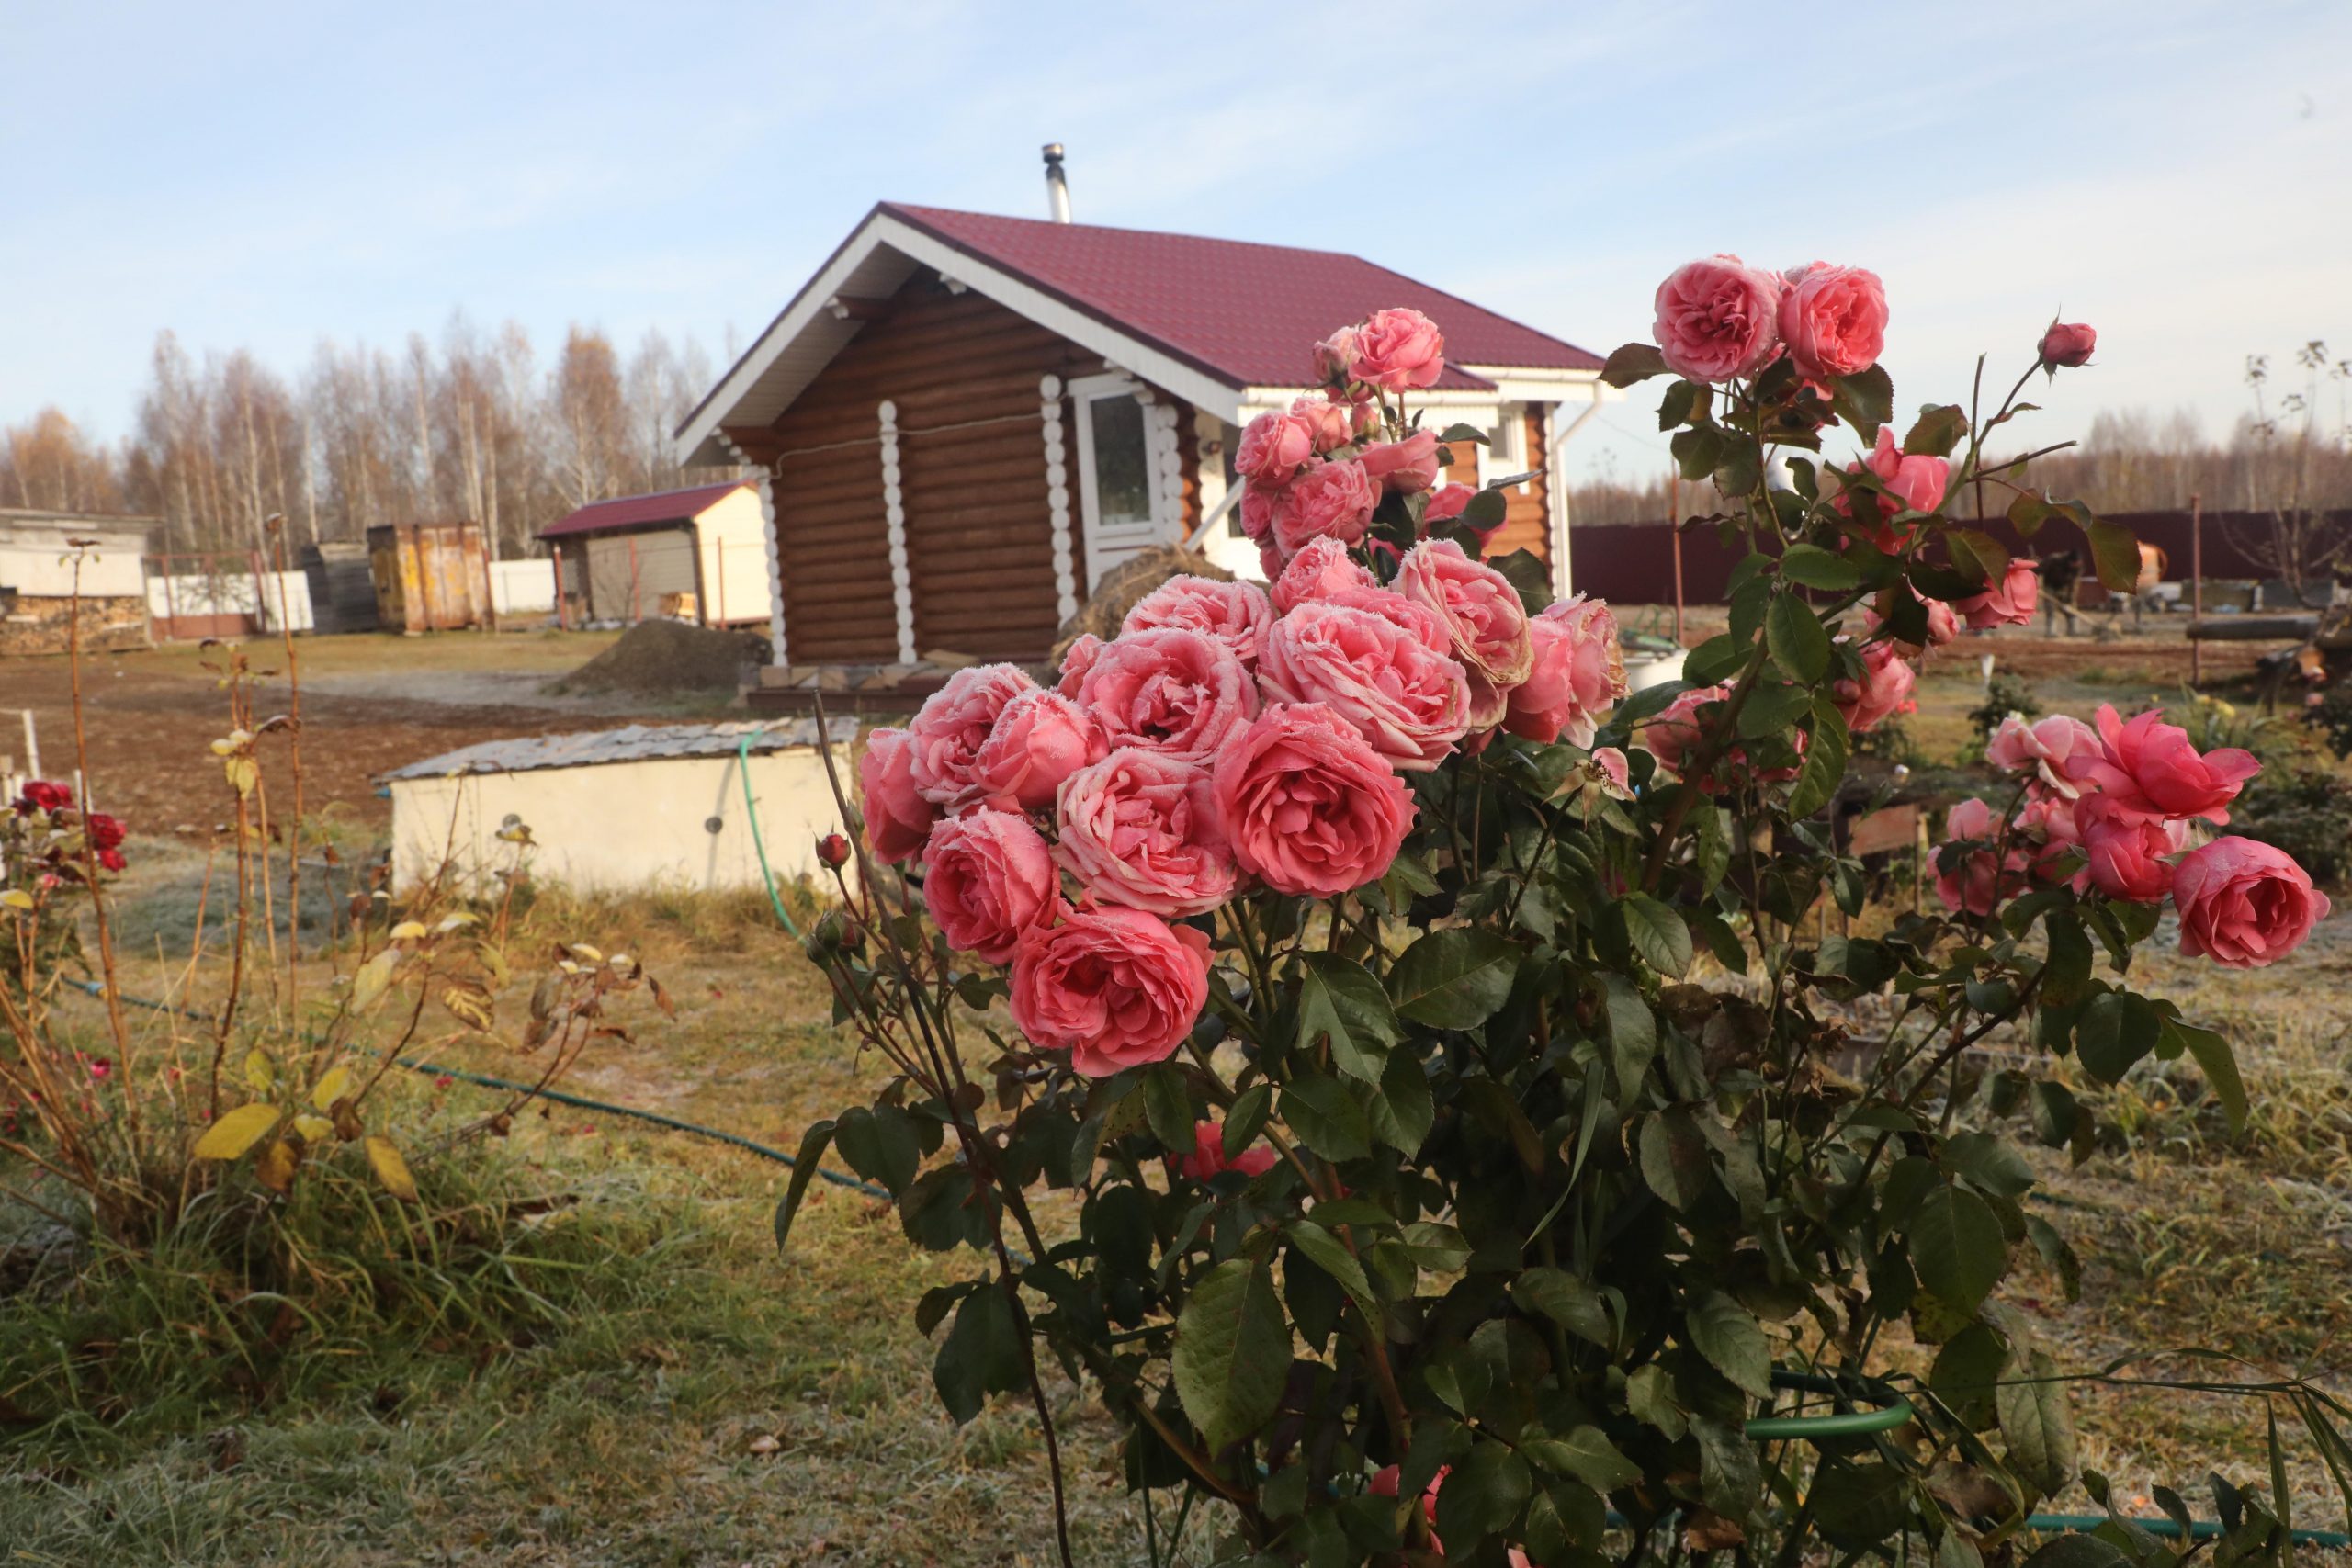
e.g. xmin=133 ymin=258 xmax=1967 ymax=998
xmin=1089 ymin=396 xmax=1152 ymax=525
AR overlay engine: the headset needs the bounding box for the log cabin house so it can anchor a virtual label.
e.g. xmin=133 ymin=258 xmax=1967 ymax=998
xmin=674 ymin=196 xmax=1615 ymax=671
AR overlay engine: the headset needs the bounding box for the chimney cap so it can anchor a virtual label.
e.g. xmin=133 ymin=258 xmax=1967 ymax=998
xmin=1042 ymin=142 xmax=1066 ymax=164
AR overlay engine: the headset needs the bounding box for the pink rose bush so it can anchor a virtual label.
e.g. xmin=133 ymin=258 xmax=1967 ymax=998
xmin=788 ymin=284 xmax=2330 ymax=1568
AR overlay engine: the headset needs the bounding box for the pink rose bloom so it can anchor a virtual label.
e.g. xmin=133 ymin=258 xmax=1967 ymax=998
xmin=1271 ymin=536 xmax=1376 ymax=614
xmin=2017 ymin=794 xmax=2089 ymax=892
xmin=1777 ymin=263 xmax=1889 ymax=380
xmin=1645 ymin=683 xmax=1805 ymax=793
xmin=1358 ymin=429 xmax=1442 ymax=495
xmin=2172 ymin=836 xmax=2331 ymax=968
xmin=1349 ymin=397 xmax=1380 ymax=436
xmin=1271 ymin=459 xmax=1380 ymax=557
xmin=1506 ymin=594 xmax=1629 ymax=747
xmin=1259 ymin=601 xmax=1473 ymax=772
xmin=1348 ymin=308 xmax=1447 ymax=393
xmin=904 ymin=663 xmax=1040 ymax=807
xmin=1123 ymin=575 xmax=1275 ymax=666
xmin=1937 ymin=796 xmax=2029 ymax=917
xmin=1832 ymin=641 xmax=1917 ymax=735
xmin=1256 ymin=539 xmax=1286 ymax=581
xmin=967 ymin=689 xmax=1103 ymax=813
xmin=1954 ymin=558 xmax=2039 ymax=629
xmin=1055 ymin=748 xmax=1238 ymax=918
xmin=1056 ymin=633 xmax=1104 ymax=699
xmin=1009 ymin=908 xmax=1210 ymax=1076
xmin=1322 ymin=585 xmax=1450 ymax=653
xmin=1423 ymin=483 xmax=1474 ymax=525
xmin=1395 ymin=538 xmax=1534 ymax=729
xmin=856 ymin=727 xmax=934 ymax=863
xmin=1177 ymin=1118 xmax=1279 ymax=1182
xmin=1238 ymin=484 xmax=1278 ymax=545
xmin=1651 ymin=254 xmax=1784 ymax=383
xmin=1075 ymin=626 xmax=1258 ymax=764
xmin=2041 ymin=321 xmax=2097 ymax=368
xmin=1842 ymin=428 xmax=1950 ymax=552
xmin=2075 ymin=795 xmax=2189 ymax=903
xmin=1212 ymin=704 xmax=1418 ymax=897
xmin=922 ymin=809 xmax=1060 ymax=963
xmin=1986 ymin=713 xmax=2101 ymax=798
xmin=2061 ymin=704 xmax=2261 ymax=825
xmin=1235 ymin=410 xmax=1315 ymax=486
xmin=1289 ymin=395 xmax=1352 ymax=454
xmin=1865 ymin=596 xmax=1958 ymax=653
xmin=1312 ymin=326 xmax=1358 ymax=387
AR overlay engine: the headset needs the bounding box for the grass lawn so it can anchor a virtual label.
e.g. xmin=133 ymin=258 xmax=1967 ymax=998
xmin=5 ymin=626 xmax=2349 ymax=1564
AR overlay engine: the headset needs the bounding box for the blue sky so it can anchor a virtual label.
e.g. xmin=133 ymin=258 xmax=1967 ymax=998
xmin=3 ymin=0 xmax=2346 ymax=486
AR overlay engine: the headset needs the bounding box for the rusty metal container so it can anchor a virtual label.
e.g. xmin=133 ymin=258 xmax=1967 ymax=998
xmin=367 ymin=521 xmax=493 ymax=633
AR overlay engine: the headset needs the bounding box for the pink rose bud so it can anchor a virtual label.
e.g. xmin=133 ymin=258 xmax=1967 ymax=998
xmin=1177 ymin=1119 xmax=1279 ymax=1182
xmin=1831 ymin=640 xmax=1918 ymax=735
xmin=1423 ymin=483 xmax=1475 ymax=526
xmin=1288 ymin=395 xmax=1352 ymax=455
xmin=1935 ymin=796 xmax=2030 ymax=917
xmin=1953 ymin=558 xmax=2040 ymax=630
xmin=1311 ymin=326 xmax=1359 ymax=388
xmin=1235 ymin=411 xmax=1316 ymax=486
xmin=1651 ymin=254 xmax=1785 ymax=383
xmin=2040 ymin=321 xmax=2097 ymax=368
xmin=816 ymin=832 xmax=852 ymax=869
xmin=2172 ymin=836 xmax=2331 ymax=968
xmin=1357 ymin=430 xmax=1442 ymax=495
xmin=1270 ymin=458 xmax=1380 ymax=557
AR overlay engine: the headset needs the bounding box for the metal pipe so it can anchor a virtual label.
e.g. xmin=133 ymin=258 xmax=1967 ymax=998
xmin=2190 ymin=490 xmax=2204 ymax=687
xmin=1042 ymin=142 xmax=1072 ymax=223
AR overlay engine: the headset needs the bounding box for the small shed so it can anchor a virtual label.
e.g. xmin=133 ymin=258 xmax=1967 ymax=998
xmin=540 ymin=481 xmax=768 ymax=629
xmin=0 ymin=511 xmax=156 ymax=655
xmin=368 ymin=520 xmax=493 ymax=632
xmin=380 ymin=717 xmax=856 ymax=895
xmin=300 ymin=541 xmax=379 ymax=634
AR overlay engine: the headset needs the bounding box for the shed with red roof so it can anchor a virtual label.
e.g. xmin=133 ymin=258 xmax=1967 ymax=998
xmin=675 ymin=202 xmax=1613 ymax=668
xmin=537 ymin=480 xmax=767 ymax=629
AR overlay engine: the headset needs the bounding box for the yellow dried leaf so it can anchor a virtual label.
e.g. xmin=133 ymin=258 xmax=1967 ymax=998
xmin=439 ymin=985 xmax=494 ymax=1032
xmin=365 ymin=1135 xmax=419 ymax=1201
xmin=224 ymin=757 xmax=259 ymax=797
xmin=476 ymin=942 xmax=511 ymax=989
xmin=351 ymin=949 xmax=399 ymax=1011
xmin=390 ymin=919 xmax=428 ymax=942
xmin=568 ymin=942 xmax=603 ymax=964
xmin=311 ymin=1065 xmax=354 ymax=1111
xmin=435 ymin=913 xmax=476 ymax=932
xmin=0 ymin=890 xmax=33 ymax=911
xmin=192 ymin=1102 xmax=280 ymax=1161
xmin=292 ymin=1113 xmax=334 ymax=1144
xmin=243 ymin=1049 xmax=274 ymax=1094
xmin=255 ymin=1139 xmax=299 ymax=1193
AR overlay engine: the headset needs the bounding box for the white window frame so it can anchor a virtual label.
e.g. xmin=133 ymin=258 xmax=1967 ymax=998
xmin=1069 ymin=372 xmax=1168 ymax=589
xmin=1486 ymin=401 xmax=1531 ymax=492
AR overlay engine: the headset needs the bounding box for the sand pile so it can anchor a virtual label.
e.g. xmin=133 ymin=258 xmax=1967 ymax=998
xmin=552 ymin=620 xmax=767 ymax=695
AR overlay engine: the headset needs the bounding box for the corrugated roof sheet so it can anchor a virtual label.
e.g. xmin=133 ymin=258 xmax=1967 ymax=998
xmin=882 ymin=203 xmax=1605 ymax=389
xmin=538 ymin=481 xmax=753 ymax=541
xmin=380 ymin=717 xmax=858 ymax=783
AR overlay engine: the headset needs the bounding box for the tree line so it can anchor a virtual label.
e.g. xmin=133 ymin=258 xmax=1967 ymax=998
xmin=0 ymin=319 xmax=740 ymax=561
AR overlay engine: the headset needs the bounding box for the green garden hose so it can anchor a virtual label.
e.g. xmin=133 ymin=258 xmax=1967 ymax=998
xmin=1746 ymin=1369 xmax=1913 ymax=1439
xmin=737 ymin=728 xmax=807 ymax=940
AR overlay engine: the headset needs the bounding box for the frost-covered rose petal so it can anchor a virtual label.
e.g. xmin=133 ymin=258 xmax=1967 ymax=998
xmin=1257 ymin=600 xmax=1472 ymax=771
xmin=903 ymin=663 xmax=1039 ymax=806
xmin=1075 ymin=627 xmax=1258 ymax=764
xmin=1121 ymin=575 xmax=1274 ymax=666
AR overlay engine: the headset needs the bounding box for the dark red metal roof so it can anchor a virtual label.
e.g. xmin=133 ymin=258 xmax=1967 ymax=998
xmin=881 ymin=203 xmax=1603 ymax=391
xmin=538 ymin=481 xmax=753 ymax=540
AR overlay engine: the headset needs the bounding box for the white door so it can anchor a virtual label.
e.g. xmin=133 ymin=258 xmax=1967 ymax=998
xmin=1070 ymin=374 xmax=1173 ymax=589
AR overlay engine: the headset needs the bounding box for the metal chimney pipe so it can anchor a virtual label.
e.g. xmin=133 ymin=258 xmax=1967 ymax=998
xmin=1042 ymin=143 xmax=1071 ymax=223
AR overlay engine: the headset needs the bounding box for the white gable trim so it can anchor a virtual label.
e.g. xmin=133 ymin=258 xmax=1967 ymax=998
xmin=676 ymin=210 xmax=1249 ymax=466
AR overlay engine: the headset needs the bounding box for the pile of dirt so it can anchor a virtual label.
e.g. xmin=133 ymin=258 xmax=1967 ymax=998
xmin=551 ymin=620 xmax=767 ymax=695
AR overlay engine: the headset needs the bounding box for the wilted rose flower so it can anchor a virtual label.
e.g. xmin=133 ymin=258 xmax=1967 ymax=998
xmin=1177 ymin=1118 xmax=1279 ymax=1182
xmin=1358 ymin=430 xmax=1442 ymax=495
xmin=1122 ymin=575 xmax=1274 ymax=666
xmin=1505 ymin=594 xmax=1629 ymax=747
xmin=1055 ymin=748 xmax=1238 ymax=917
xmin=1651 ymin=254 xmax=1784 ymax=383
xmin=1311 ymin=325 xmax=1359 ymax=387
xmin=1937 ymin=796 xmax=2030 ymax=916
xmin=1271 ymin=459 xmax=1380 ymax=557
xmin=1832 ymin=641 xmax=1917 ymax=735
xmin=2040 ymin=321 xmax=2097 ymax=367
xmin=1235 ymin=410 xmax=1316 ymax=486
xmin=1986 ymin=713 xmax=2101 ymax=798
xmin=856 ymin=728 xmax=934 ymax=863
xmin=1009 ymin=908 xmax=1211 ymax=1077
xmin=921 ymin=809 xmax=1060 ymax=964
xmin=1258 ymin=600 xmax=1473 ymax=771
xmin=2172 ymin=836 xmax=2331 ymax=967
xmin=1778 ymin=262 xmax=1888 ymax=379
xmin=1348 ymin=308 xmax=1446 ymax=392
xmin=2075 ymin=795 xmax=2189 ymax=903
xmin=1212 ymin=703 xmax=1418 ymax=897
xmin=1288 ymin=395 xmax=1352 ymax=454
xmin=1954 ymin=558 xmax=2039 ymax=629
xmin=1270 ymin=536 xmax=1375 ymax=614
xmin=2016 ymin=794 xmax=2089 ymax=891
xmin=1075 ymin=627 xmax=1258 ymax=764
xmin=1589 ymin=746 xmax=1634 ymax=798
xmin=903 ymin=663 xmax=1039 ymax=806
xmin=1394 ymin=539 xmax=1534 ymax=729
xmin=967 ymin=689 xmax=1103 ymax=812
xmin=2061 ymin=704 xmax=2260 ymax=825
